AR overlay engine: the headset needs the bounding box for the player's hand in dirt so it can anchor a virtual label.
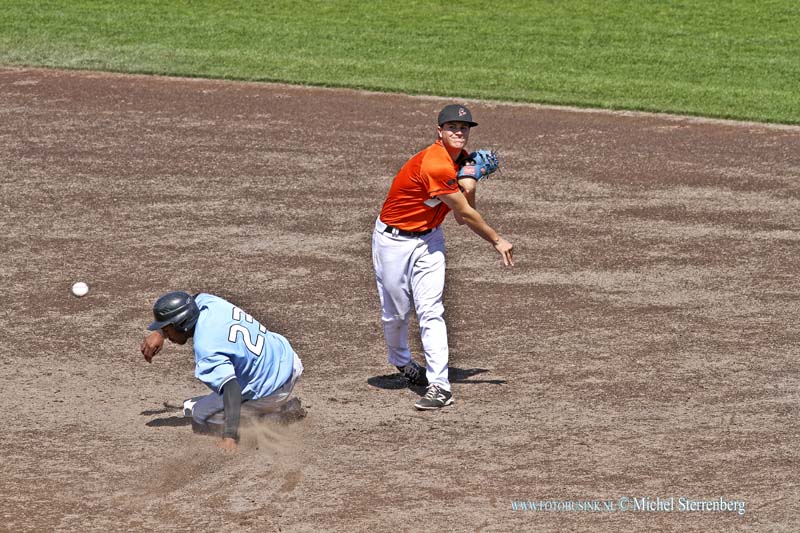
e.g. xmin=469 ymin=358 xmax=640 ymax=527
xmin=217 ymin=437 xmax=238 ymax=453
xmin=494 ymin=237 xmax=514 ymax=267
xmin=141 ymin=330 xmax=164 ymax=363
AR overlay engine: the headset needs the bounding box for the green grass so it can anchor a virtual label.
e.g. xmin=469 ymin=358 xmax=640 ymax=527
xmin=1 ymin=0 xmax=798 ymax=123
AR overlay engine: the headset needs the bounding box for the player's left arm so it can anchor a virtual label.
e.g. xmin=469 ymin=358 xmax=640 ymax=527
xmin=194 ymin=352 xmax=241 ymax=450
xmin=219 ymin=378 xmax=242 ymax=452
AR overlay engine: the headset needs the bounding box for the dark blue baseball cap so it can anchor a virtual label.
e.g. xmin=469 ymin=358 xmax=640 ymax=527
xmin=437 ymin=104 xmax=478 ymax=127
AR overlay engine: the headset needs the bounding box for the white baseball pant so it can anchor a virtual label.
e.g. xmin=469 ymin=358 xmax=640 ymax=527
xmin=187 ymin=352 xmax=304 ymax=426
xmin=372 ymin=219 xmax=450 ymax=391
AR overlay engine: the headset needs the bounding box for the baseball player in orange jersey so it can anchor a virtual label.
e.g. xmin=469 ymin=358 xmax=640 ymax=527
xmin=372 ymin=104 xmax=513 ymax=410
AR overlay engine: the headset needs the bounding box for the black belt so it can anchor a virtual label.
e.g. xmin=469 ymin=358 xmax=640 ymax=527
xmin=383 ymin=224 xmax=433 ymax=238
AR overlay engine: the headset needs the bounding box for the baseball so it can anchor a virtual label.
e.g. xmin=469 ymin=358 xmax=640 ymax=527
xmin=71 ymin=281 xmax=89 ymax=297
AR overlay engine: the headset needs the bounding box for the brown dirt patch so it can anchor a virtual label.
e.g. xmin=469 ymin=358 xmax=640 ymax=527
xmin=1 ymin=67 xmax=798 ymax=532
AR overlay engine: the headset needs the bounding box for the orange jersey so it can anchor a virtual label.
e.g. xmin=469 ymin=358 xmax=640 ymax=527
xmin=379 ymin=140 xmax=467 ymax=232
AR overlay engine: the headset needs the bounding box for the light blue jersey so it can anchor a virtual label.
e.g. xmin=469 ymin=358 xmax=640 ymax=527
xmin=191 ymin=293 xmax=295 ymax=400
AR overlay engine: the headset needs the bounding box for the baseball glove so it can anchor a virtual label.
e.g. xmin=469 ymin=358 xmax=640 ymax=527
xmin=457 ymin=150 xmax=500 ymax=181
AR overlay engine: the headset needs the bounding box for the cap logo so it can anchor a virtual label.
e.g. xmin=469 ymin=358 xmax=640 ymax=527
xmin=459 ymin=108 xmax=467 ymax=117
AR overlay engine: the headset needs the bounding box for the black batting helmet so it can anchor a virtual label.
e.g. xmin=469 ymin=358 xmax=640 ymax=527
xmin=147 ymin=291 xmax=200 ymax=334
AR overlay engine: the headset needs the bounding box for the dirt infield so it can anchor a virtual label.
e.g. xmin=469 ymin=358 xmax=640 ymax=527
xmin=1 ymin=67 xmax=798 ymax=532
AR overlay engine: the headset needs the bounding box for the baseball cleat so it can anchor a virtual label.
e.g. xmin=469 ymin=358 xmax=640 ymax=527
xmin=278 ymin=397 xmax=307 ymax=422
xmin=182 ymin=398 xmax=198 ymax=417
xmin=396 ymin=361 xmax=428 ymax=387
xmin=414 ymin=385 xmax=453 ymax=410
xmin=256 ymin=398 xmax=307 ymax=425
xmin=191 ymin=419 xmax=223 ymax=436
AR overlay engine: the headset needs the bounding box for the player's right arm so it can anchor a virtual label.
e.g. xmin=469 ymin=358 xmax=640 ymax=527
xmin=454 ymin=178 xmax=477 ymax=224
xmin=141 ymin=330 xmax=164 ymax=363
xmin=439 ymin=191 xmax=514 ymax=267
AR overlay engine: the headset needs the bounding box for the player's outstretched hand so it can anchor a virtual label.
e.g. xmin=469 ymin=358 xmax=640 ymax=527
xmin=494 ymin=237 xmax=514 ymax=267
xmin=217 ymin=437 xmax=238 ymax=453
xmin=141 ymin=330 xmax=164 ymax=363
